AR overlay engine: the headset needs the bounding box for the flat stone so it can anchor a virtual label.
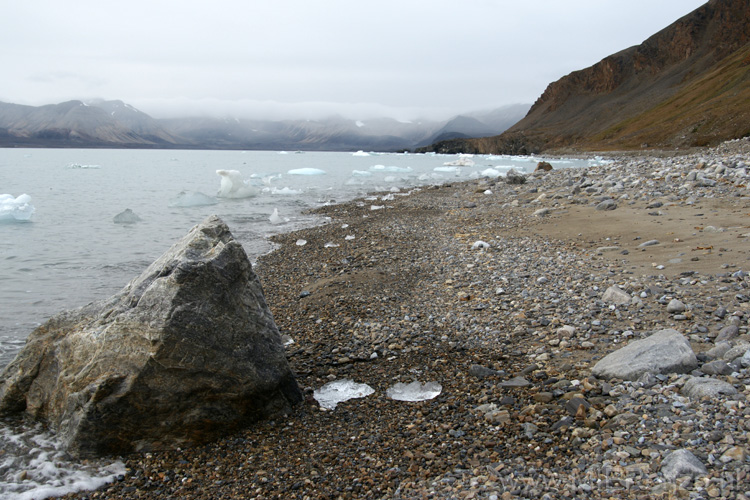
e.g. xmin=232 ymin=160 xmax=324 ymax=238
xmin=715 ymin=325 xmax=739 ymax=343
xmin=468 ymin=364 xmax=500 ymax=379
xmin=682 ymin=376 xmax=738 ymax=399
xmin=602 ymin=286 xmax=631 ymax=306
xmin=596 ymin=199 xmax=617 ymax=211
xmin=592 ymin=329 xmax=698 ymax=380
xmin=498 ymin=376 xmax=531 ymax=388
xmin=661 ymin=449 xmax=707 ymax=481
xmin=700 ymin=360 xmax=733 ymax=375
xmin=706 ymin=341 xmax=732 ymax=360
xmin=666 ymin=299 xmax=687 ymax=313
xmin=638 ymin=239 xmax=660 ymax=248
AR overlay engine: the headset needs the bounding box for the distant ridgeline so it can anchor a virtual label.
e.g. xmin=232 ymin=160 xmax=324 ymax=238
xmin=419 ymin=0 xmax=750 ymax=155
xmin=0 ymin=99 xmax=528 ymax=152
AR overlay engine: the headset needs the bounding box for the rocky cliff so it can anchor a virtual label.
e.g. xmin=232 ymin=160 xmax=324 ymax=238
xmin=423 ymin=0 xmax=750 ymax=154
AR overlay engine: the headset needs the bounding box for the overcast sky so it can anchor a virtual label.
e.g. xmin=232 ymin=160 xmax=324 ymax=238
xmin=2 ymin=0 xmax=707 ymax=121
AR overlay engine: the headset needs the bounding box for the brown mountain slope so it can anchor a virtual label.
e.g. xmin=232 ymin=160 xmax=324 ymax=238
xmin=423 ymin=0 xmax=750 ymax=154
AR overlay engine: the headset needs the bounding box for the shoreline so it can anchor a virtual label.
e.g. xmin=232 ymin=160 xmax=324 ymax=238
xmin=64 ymin=141 xmax=749 ymax=499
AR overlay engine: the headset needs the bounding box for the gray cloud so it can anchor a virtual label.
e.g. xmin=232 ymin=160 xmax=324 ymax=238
xmin=0 ymin=0 xmax=707 ymax=120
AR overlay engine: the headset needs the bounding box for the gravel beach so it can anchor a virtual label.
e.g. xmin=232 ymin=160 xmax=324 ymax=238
xmin=62 ymin=140 xmax=750 ymax=500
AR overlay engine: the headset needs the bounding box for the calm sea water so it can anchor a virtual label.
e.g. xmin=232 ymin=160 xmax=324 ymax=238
xmin=0 ymin=148 xmax=602 ymax=499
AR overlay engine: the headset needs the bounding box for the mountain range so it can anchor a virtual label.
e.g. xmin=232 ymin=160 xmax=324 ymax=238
xmin=420 ymin=0 xmax=750 ymax=154
xmin=0 ymin=99 xmax=528 ymax=152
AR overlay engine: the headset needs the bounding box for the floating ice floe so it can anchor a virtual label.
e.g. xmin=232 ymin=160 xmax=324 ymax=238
xmin=67 ymin=163 xmax=101 ymax=169
xmin=313 ymin=379 xmax=375 ymax=409
xmin=352 ymin=150 xmax=370 ymax=156
xmin=386 ymin=381 xmax=442 ymax=402
xmin=369 ymin=165 xmax=412 ymax=173
xmin=443 ymin=156 xmax=474 ymax=167
xmin=0 ymin=194 xmax=35 ymax=222
xmin=113 ymin=208 xmax=141 ymax=224
xmin=351 ymin=170 xmax=372 ymax=177
xmin=216 ymin=170 xmax=259 ymax=198
xmin=169 ymin=191 xmax=217 ymax=207
xmin=288 ymin=168 xmax=326 ymax=176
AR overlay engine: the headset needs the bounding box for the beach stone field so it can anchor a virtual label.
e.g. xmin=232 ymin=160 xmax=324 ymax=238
xmin=63 ymin=140 xmax=750 ymax=499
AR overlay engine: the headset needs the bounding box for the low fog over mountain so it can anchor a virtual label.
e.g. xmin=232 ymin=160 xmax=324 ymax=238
xmin=0 ymin=100 xmax=529 ymax=152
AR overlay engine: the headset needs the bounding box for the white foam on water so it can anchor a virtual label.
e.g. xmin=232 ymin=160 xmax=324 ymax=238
xmin=0 ymin=422 xmax=126 ymax=500
xmin=0 ymin=194 xmax=35 ymax=222
xmin=386 ymin=381 xmax=442 ymax=402
xmin=313 ymin=379 xmax=375 ymax=409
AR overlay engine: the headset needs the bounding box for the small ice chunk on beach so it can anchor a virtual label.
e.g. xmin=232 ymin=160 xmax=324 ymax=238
xmin=386 ymin=381 xmax=442 ymax=402
xmin=169 ymin=191 xmax=217 ymax=207
xmin=113 ymin=208 xmax=141 ymax=224
xmin=296 ymin=239 xmax=307 ymax=246
xmin=313 ymin=379 xmax=375 ymax=409
xmin=288 ymin=168 xmax=326 ymax=175
xmin=216 ymin=170 xmax=258 ymax=198
xmin=471 ymin=240 xmax=490 ymax=250
xmin=0 ymin=194 xmax=35 ymax=222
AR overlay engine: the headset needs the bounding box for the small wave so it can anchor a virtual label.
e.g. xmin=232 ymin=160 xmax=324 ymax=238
xmin=0 ymin=421 xmax=125 ymax=500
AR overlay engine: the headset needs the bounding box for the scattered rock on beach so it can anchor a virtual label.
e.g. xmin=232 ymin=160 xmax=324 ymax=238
xmin=592 ymin=329 xmax=698 ymax=380
xmin=660 ymin=449 xmax=708 ymax=481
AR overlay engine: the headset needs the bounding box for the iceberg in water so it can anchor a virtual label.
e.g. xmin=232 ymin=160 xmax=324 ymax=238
xmin=113 ymin=208 xmax=141 ymax=224
xmin=352 ymin=150 xmax=370 ymax=156
xmin=313 ymin=379 xmax=375 ymax=409
xmin=169 ymin=191 xmax=218 ymax=207
xmin=0 ymin=194 xmax=35 ymax=222
xmin=386 ymin=381 xmax=442 ymax=402
xmin=288 ymin=168 xmax=326 ymax=176
xmin=216 ymin=170 xmax=259 ymax=198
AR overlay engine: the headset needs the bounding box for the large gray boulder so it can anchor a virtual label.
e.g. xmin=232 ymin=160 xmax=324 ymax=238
xmin=592 ymin=329 xmax=698 ymax=380
xmin=0 ymin=215 xmax=302 ymax=456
